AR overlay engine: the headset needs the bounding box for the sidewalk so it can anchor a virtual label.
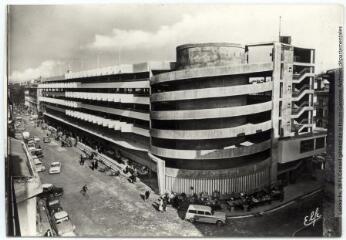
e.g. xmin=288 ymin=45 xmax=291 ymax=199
xmin=224 ymin=180 xmax=322 ymax=219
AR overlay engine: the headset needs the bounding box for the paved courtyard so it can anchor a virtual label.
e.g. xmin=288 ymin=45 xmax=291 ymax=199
xmin=24 ymin=118 xmax=324 ymax=237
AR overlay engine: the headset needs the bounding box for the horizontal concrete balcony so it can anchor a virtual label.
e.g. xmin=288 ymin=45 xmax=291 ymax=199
xmin=151 ymin=120 xmax=272 ymax=140
xmin=151 ymin=101 xmax=272 ymax=120
xmin=81 ymin=81 xmax=149 ymax=89
xmin=44 ymin=112 xmax=148 ymax=152
xmin=38 ymin=82 xmax=81 ymax=88
xmin=151 ymin=62 xmax=273 ymax=85
xmin=65 ymin=91 xmax=149 ymax=104
xmin=65 ymin=109 xmax=149 ymax=137
xmin=39 ymin=96 xmax=81 ymax=108
xmin=151 ymin=81 xmax=272 ymax=102
xmin=81 ymin=103 xmax=149 ymax=121
xmin=151 ymin=139 xmax=271 ymax=160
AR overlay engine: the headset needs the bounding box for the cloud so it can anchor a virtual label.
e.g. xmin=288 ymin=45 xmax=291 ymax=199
xmin=9 ymin=60 xmax=64 ymax=83
xmin=84 ymin=5 xmax=342 ymax=73
xmin=84 ymin=9 xmax=278 ymax=52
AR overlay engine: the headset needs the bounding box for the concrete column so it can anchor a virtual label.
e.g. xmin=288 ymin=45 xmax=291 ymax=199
xmin=270 ymin=42 xmax=282 ymax=184
xmin=156 ymin=158 xmax=166 ymax=195
xmin=148 ymin=153 xmax=166 ymax=194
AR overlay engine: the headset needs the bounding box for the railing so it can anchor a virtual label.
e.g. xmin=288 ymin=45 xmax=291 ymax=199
xmin=292 ymin=101 xmax=311 ymax=114
xmin=292 ymin=85 xmax=312 ymax=98
xmin=293 ymin=68 xmax=309 ymax=79
xmin=39 ymin=97 xmax=81 ymax=108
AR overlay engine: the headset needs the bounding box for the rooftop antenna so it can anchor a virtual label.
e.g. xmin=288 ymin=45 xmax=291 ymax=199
xmin=278 ymin=16 xmax=282 ymax=41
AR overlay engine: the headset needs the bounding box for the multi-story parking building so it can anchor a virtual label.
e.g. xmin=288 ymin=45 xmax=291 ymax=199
xmin=38 ymin=62 xmax=172 ymax=172
xmin=151 ymin=40 xmax=326 ymax=193
xmin=37 ymin=39 xmax=327 ymax=195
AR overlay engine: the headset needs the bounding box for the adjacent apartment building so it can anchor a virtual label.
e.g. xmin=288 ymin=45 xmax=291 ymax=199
xmin=24 ymin=81 xmax=40 ymax=115
xmin=35 ymin=38 xmax=326 ymax=195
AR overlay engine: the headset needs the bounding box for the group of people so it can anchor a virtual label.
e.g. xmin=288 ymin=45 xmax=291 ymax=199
xmin=79 ymin=151 xmax=99 ymax=170
xmin=157 ymin=192 xmax=176 ymax=212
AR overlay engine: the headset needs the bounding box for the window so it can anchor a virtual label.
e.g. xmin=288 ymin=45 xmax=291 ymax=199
xmin=279 ymin=102 xmax=282 ymax=117
xmin=188 ymin=210 xmax=196 ymax=214
xmin=197 ymin=211 xmax=204 ymax=215
xmin=205 ymin=212 xmax=211 ymax=216
xmin=316 ymin=137 xmax=325 ymax=149
xmin=300 ymin=139 xmax=314 ymax=153
xmin=280 ymin=83 xmax=283 ymax=98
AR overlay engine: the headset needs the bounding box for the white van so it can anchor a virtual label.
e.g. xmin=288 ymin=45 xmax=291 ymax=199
xmin=185 ymin=204 xmax=226 ymax=226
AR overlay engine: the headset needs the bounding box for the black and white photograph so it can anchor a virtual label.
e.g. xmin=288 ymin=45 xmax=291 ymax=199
xmin=4 ymin=2 xmax=344 ymax=238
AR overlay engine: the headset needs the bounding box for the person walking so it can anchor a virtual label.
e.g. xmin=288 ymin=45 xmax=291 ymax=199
xmin=158 ymin=198 xmax=163 ymax=212
xmin=163 ymin=198 xmax=167 ymax=212
xmin=145 ymin=190 xmax=150 ymax=201
xmin=81 ymin=185 xmax=88 ymax=196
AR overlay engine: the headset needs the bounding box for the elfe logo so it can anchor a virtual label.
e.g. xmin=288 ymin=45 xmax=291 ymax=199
xmin=303 ymin=207 xmax=322 ymax=227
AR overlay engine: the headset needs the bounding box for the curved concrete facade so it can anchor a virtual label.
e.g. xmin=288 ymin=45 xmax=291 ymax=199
xmin=150 ymin=43 xmax=274 ymax=194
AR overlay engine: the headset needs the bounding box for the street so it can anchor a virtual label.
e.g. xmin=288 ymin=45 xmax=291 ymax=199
xmin=26 ymin=119 xmax=323 ymax=237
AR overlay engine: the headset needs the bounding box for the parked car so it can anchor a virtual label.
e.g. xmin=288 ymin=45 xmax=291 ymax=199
xmin=49 ymin=162 xmax=62 ymax=174
xmin=33 ymin=157 xmax=46 ymax=172
xmin=185 ymin=204 xmax=226 ymax=226
xmin=30 ymin=148 xmax=44 ymax=158
xmin=53 ymin=211 xmax=76 ymax=237
xmin=40 ymin=183 xmax=64 ymax=198
xmin=47 ymin=198 xmax=63 ymax=216
xmin=43 ymin=137 xmax=51 ymax=143
xmin=27 ymin=140 xmax=36 ymax=149
xmin=34 ymin=136 xmax=40 ymax=143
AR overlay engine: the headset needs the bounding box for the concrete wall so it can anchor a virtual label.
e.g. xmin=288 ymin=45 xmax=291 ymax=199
xmin=17 ymin=197 xmax=38 ymax=236
xmin=176 ymin=43 xmax=245 ymax=69
xmin=278 ymin=134 xmax=327 ymax=163
xmin=247 ymin=45 xmax=273 ymax=64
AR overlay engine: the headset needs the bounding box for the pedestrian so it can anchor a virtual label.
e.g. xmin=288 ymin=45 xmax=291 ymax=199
xmin=163 ymin=198 xmax=167 ymax=212
xmin=81 ymin=185 xmax=88 ymax=196
xmin=145 ymin=190 xmax=150 ymax=200
xmin=158 ymin=198 xmax=163 ymax=212
xmin=95 ymin=160 xmax=98 ymax=169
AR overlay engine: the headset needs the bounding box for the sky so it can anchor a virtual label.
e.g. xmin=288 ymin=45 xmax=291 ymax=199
xmin=7 ymin=4 xmax=343 ymax=83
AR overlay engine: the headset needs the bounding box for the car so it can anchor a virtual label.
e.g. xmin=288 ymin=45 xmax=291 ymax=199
xmin=33 ymin=157 xmax=46 ymax=172
xmin=47 ymin=198 xmax=63 ymax=216
xmin=34 ymin=136 xmax=41 ymax=143
xmin=43 ymin=137 xmax=51 ymax=143
xmin=40 ymin=183 xmax=64 ymax=198
xmin=185 ymin=204 xmax=226 ymax=226
xmin=27 ymin=140 xmax=36 ymax=149
xmin=49 ymin=162 xmax=62 ymax=174
xmin=28 ymin=146 xmax=36 ymax=154
xmin=30 ymin=148 xmax=44 ymax=158
xmin=53 ymin=211 xmax=76 ymax=237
